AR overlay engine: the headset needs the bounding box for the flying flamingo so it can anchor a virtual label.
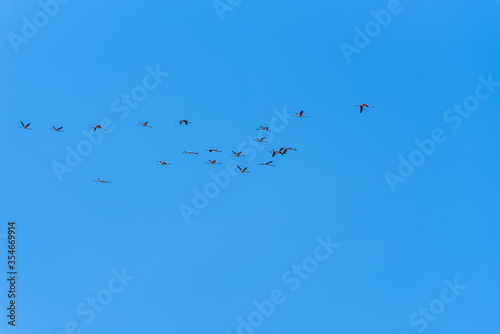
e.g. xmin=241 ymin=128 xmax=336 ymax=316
xmin=205 ymin=160 xmax=221 ymax=165
xmin=157 ymin=160 xmax=171 ymax=165
xmin=231 ymin=151 xmax=245 ymax=157
xmin=19 ymin=121 xmax=32 ymax=130
xmin=50 ymin=126 xmax=64 ymax=132
xmin=93 ymin=178 xmax=110 ymax=184
xmin=176 ymin=120 xmax=192 ymax=126
xmin=253 ymin=137 xmax=268 ymax=143
xmin=355 ymin=104 xmax=374 ymax=113
xmin=270 ymin=148 xmax=284 ymax=157
xmin=282 ymin=147 xmax=297 ymax=155
xmin=258 ymin=161 xmax=275 ymax=166
xmin=138 ymin=121 xmax=152 ymax=128
xmin=256 ymin=126 xmax=270 ymax=132
xmin=92 ymin=125 xmax=106 ymax=132
xmin=182 ymin=151 xmax=198 ymax=154
xmin=206 ymin=149 xmax=222 ymax=153
xmin=292 ymin=110 xmax=310 ymax=118
xmin=237 ymin=165 xmax=250 ymax=173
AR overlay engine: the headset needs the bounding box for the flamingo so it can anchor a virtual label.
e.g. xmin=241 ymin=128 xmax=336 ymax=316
xmin=256 ymin=126 xmax=270 ymax=132
xmin=93 ymin=178 xmax=110 ymax=184
xmin=206 ymin=148 xmax=222 ymax=153
xmin=282 ymin=147 xmax=297 ymax=155
xmin=182 ymin=151 xmax=198 ymax=154
xmin=253 ymin=137 xmax=268 ymax=143
xmin=355 ymin=104 xmax=374 ymax=113
xmin=138 ymin=121 xmax=152 ymax=128
xmin=50 ymin=126 xmax=64 ymax=132
xmin=176 ymin=120 xmax=192 ymax=126
xmin=270 ymin=148 xmax=284 ymax=157
xmin=157 ymin=160 xmax=171 ymax=165
xmin=258 ymin=161 xmax=275 ymax=166
xmin=237 ymin=165 xmax=250 ymax=173
xmin=19 ymin=121 xmax=32 ymax=130
xmin=205 ymin=160 xmax=221 ymax=165
xmin=231 ymin=151 xmax=245 ymax=157
xmin=292 ymin=110 xmax=310 ymax=118
xmin=92 ymin=125 xmax=106 ymax=132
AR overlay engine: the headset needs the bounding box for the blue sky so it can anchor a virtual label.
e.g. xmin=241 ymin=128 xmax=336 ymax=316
xmin=1 ymin=0 xmax=499 ymax=333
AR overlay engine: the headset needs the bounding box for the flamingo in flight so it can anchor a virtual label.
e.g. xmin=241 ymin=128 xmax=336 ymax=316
xmin=206 ymin=148 xmax=222 ymax=153
xmin=253 ymin=137 xmax=268 ymax=143
xmin=19 ymin=121 xmax=32 ymax=130
xmin=282 ymin=147 xmax=297 ymax=155
xmin=270 ymin=148 xmax=284 ymax=157
xmin=138 ymin=121 xmax=152 ymax=128
xmin=355 ymin=104 xmax=374 ymax=113
xmin=258 ymin=161 xmax=275 ymax=166
xmin=182 ymin=151 xmax=198 ymax=155
xmin=256 ymin=126 xmax=270 ymax=132
xmin=237 ymin=165 xmax=250 ymax=173
xmin=157 ymin=160 xmax=171 ymax=165
xmin=93 ymin=178 xmax=110 ymax=184
xmin=231 ymin=151 xmax=245 ymax=157
xmin=292 ymin=110 xmax=310 ymax=118
xmin=50 ymin=126 xmax=64 ymax=132
xmin=176 ymin=120 xmax=192 ymax=126
xmin=205 ymin=160 xmax=221 ymax=165
xmin=92 ymin=125 xmax=106 ymax=132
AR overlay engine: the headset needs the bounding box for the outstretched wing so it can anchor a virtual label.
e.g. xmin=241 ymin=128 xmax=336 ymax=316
xmin=237 ymin=165 xmax=242 ymax=171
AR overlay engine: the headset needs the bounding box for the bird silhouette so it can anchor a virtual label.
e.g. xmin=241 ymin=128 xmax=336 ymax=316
xmin=93 ymin=178 xmax=110 ymax=183
xmin=354 ymin=104 xmax=374 ymax=113
xmin=50 ymin=126 xmax=64 ymax=132
xmin=292 ymin=110 xmax=310 ymax=118
xmin=231 ymin=151 xmax=246 ymax=157
xmin=19 ymin=121 xmax=32 ymax=130
xmin=205 ymin=160 xmax=221 ymax=165
xmin=237 ymin=165 xmax=250 ymax=173
xmin=138 ymin=121 xmax=152 ymax=128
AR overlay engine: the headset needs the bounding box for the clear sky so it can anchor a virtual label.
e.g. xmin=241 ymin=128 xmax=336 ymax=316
xmin=1 ymin=0 xmax=499 ymax=333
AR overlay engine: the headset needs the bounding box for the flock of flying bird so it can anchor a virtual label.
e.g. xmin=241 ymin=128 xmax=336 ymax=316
xmin=18 ymin=105 xmax=374 ymax=183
